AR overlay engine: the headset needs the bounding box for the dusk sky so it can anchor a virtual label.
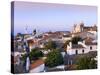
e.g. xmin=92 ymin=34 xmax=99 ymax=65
xmin=13 ymin=1 xmax=97 ymax=35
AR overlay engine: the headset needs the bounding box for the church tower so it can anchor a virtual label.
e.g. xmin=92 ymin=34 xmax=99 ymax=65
xmin=32 ymin=29 xmax=36 ymax=36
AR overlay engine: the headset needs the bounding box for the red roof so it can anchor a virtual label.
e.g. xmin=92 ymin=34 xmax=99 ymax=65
xmin=85 ymin=42 xmax=97 ymax=45
xmin=84 ymin=37 xmax=94 ymax=42
xmin=30 ymin=59 xmax=44 ymax=70
xmin=72 ymin=44 xmax=84 ymax=49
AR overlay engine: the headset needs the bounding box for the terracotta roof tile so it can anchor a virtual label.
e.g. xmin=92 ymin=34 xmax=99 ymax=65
xmin=72 ymin=44 xmax=84 ymax=49
xmin=85 ymin=42 xmax=97 ymax=45
xmin=30 ymin=59 xmax=44 ymax=70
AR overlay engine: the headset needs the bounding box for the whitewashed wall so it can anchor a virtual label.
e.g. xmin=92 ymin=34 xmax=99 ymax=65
xmin=67 ymin=48 xmax=88 ymax=55
xmin=85 ymin=45 xmax=97 ymax=52
xmin=67 ymin=45 xmax=97 ymax=55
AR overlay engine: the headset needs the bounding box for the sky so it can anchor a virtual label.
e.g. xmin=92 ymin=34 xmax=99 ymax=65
xmin=12 ymin=1 xmax=97 ymax=35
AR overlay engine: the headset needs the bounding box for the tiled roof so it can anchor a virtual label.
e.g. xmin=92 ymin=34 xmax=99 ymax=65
xmin=84 ymin=37 xmax=94 ymax=42
xmin=27 ymin=39 xmax=34 ymax=43
xmin=63 ymin=34 xmax=71 ymax=37
xmin=83 ymin=26 xmax=97 ymax=31
xmin=71 ymin=31 xmax=94 ymax=35
xmin=85 ymin=42 xmax=97 ymax=45
xmin=30 ymin=59 xmax=44 ymax=70
xmin=72 ymin=44 xmax=84 ymax=49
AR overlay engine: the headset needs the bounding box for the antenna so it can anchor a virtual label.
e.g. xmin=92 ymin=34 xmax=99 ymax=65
xmin=25 ymin=25 xmax=28 ymax=34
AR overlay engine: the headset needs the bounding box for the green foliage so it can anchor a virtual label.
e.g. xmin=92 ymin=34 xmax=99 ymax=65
xmin=76 ymin=56 xmax=90 ymax=69
xmin=21 ymin=54 xmax=27 ymax=61
xmin=62 ymin=40 xmax=71 ymax=50
xmin=21 ymin=48 xmax=43 ymax=61
xmin=29 ymin=48 xmax=43 ymax=60
xmin=76 ymin=56 xmax=97 ymax=69
xmin=72 ymin=36 xmax=82 ymax=44
xmin=89 ymin=59 xmax=97 ymax=69
xmin=45 ymin=49 xmax=64 ymax=67
xmin=16 ymin=33 xmax=22 ymax=37
xmin=62 ymin=37 xmax=82 ymax=50
xmin=45 ymin=40 xmax=57 ymax=50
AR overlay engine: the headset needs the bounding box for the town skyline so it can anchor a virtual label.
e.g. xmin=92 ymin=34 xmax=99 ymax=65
xmin=11 ymin=1 xmax=98 ymax=73
xmin=13 ymin=1 xmax=97 ymax=35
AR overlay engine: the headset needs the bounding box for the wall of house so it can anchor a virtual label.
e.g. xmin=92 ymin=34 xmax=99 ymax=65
xmin=88 ymin=31 xmax=97 ymax=35
xmin=67 ymin=45 xmax=97 ymax=55
xmin=67 ymin=48 xmax=88 ymax=55
xmin=85 ymin=45 xmax=97 ymax=52
xmin=30 ymin=64 xmax=45 ymax=73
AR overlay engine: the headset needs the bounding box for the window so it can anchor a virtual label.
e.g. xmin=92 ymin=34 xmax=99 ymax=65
xmin=76 ymin=50 xmax=78 ymax=55
xmin=82 ymin=49 xmax=84 ymax=53
xmin=90 ymin=46 xmax=92 ymax=50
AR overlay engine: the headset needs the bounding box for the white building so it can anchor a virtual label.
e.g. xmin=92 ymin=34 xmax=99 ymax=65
xmin=66 ymin=40 xmax=97 ymax=55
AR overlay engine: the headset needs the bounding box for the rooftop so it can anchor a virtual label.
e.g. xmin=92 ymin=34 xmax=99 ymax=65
xmin=30 ymin=59 xmax=44 ymax=70
xmin=85 ymin=42 xmax=97 ymax=45
xmin=72 ymin=44 xmax=84 ymax=49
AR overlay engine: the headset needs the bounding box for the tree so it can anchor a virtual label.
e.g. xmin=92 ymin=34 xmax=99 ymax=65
xmin=62 ymin=40 xmax=71 ymax=50
xmin=21 ymin=54 xmax=27 ymax=61
xmin=76 ymin=56 xmax=97 ymax=70
xmin=76 ymin=56 xmax=90 ymax=69
xmin=45 ymin=40 xmax=57 ymax=50
xmin=29 ymin=48 xmax=43 ymax=60
xmin=16 ymin=33 xmax=22 ymax=37
xmin=21 ymin=48 xmax=43 ymax=61
xmin=89 ymin=59 xmax=97 ymax=69
xmin=45 ymin=49 xmax=64 ymax=67
xmin=72 ymin=36 xmax=82 ymax=44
